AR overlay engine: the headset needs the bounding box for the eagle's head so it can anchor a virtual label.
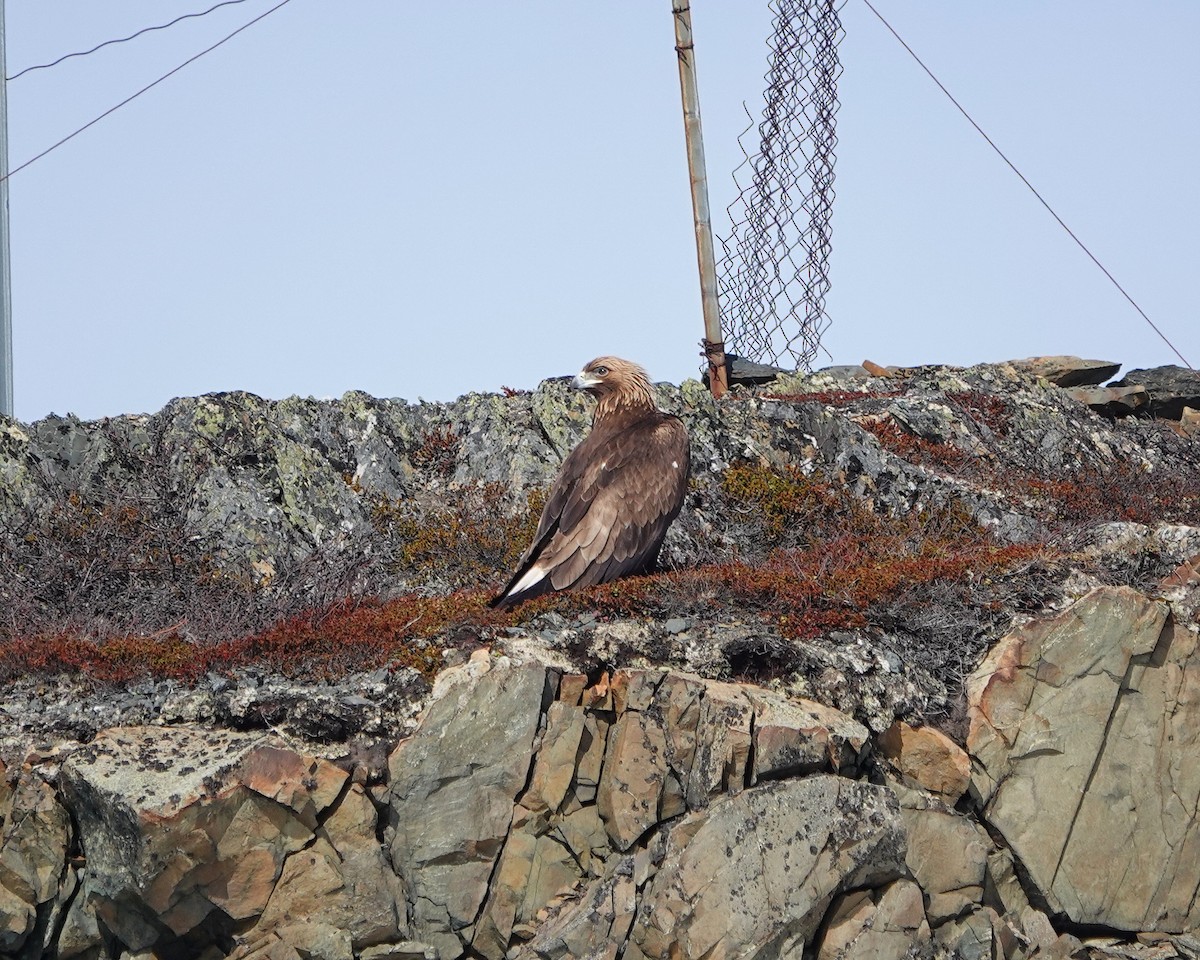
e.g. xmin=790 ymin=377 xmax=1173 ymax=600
xmin=573 ymin=356 xmax=656 ymax=418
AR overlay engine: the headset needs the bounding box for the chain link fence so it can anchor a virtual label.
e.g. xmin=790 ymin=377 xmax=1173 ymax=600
xmin=716 ymin=0 xmax=844 ymax=372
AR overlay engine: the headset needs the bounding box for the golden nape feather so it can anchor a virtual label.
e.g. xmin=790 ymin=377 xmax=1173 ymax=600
xmin=490 ymin=356 xmax=690 ymax=609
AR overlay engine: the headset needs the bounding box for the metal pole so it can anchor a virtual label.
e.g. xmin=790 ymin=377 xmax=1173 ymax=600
xmin=0 ymin=0 xmax=12 ymax=418
xmin=671 ymin=0 xmax=727 ymax=399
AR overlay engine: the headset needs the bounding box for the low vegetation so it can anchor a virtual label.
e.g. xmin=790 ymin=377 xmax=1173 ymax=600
xmin=1 ymin=391 xmax=1195 ymax=692
xmin=1 ymin=458 xmax=1051 ymax=688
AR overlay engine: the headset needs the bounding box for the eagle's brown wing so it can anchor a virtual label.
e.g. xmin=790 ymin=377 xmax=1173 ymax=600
xmin=490 ymin=415 xmax=689 ymax=608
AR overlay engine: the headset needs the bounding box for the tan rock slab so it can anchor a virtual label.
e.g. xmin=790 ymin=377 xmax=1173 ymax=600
xmin=1061 ymin=384 xmax=1148 ymax=416
xmin=1009 ymin=356 xmax=1121 ymax=387
xmin=553 ymin=804 xmax=609 ymax=876
xmin=899 ymin=801 xmax=988 ymax=924
xmin=556 ymin=673 xmax=587 ymax=706
xmin=0 ymin=761 xmax=71 ymax=954
xmin=985 ymin=847 xmax=1033 ymax=919
xmin=609 ymin=668 xmax=662 ymax=713
xmin=323 ymin=792 xmax=406 ymax=952
xmin=523 ymin=702 xmax=584 ymax=814
xmin=55 ymin=869 xmax=103 ymax=958
xmin=239 ymin=745 xmax=347 ymax=828
xmin=359 ymin=942 xmax=442 ymax=960
xmin=968 ymin=585 xmax=1200 ymax=932
xmin=1180 ymin=405 xmax=1200 ymax=437
xmin=0 ymin=883 xmax=34 ymax=954
xmin=571 ymin=713 xmax=609 ymax=804
xmin=252 ymin=784 xmax=404 ymax=950
xmin=472 ymin=830 xmax=537 ymax=959
xmin=596 ymin=710 xmax=670 ymax=851
xmin=682 ymin=679 xmax=753 ymax=806
xmin=580 ymin=671 xmax=611 ymax=710
xmin=878 ymin=720 xmax=970 ymax=802
xmin=817 ymin=880 xmax=931 ymax=960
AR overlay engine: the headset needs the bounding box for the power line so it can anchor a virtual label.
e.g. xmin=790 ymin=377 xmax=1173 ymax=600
xmin=8 ymin=0 xmax=258 ymax=82
xmin=861 ymin=0 xmax=1193 ymax=371
xmin=1 ymin=0 xmax=295 ymax=185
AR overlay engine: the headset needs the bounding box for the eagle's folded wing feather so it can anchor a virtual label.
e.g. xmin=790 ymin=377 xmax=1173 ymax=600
xmin=492 ymin=410 xmax=688 ymax=608
xmin=540 ymin=419 xmax=687 ymax=591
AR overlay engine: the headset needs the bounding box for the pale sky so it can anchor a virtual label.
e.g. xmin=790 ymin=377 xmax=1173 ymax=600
xmin=7 ymin=1 xmax=1198 ymax=423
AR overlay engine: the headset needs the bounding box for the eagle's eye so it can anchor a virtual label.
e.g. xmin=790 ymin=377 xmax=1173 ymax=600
xmin=594 ymin=366 xmax=609 ymax=376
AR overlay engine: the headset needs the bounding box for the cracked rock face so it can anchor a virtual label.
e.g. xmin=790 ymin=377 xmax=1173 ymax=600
xmin=382 ymin=658 xmax=879 ymax=960
xmin=0 ymin=759 xmax=71 ymax=954
xmin=628 ymin=776 xmax=905 ymax=959
xmin=60 ymin=726 xmax=356 ymax=951
xmin=968 ymin=584 xmax=1200 ymax=931
xmin=0 ymin=661 xmax=907 ymax=960
xmin=384 ymin=659 xmax=554 ymax=960
xmin=1 ymin=364 xmax=1199 ymax=958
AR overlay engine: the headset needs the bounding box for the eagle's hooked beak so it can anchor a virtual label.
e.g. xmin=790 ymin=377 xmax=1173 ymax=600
xmin=572 ymin=370 xmax=601 ymax=391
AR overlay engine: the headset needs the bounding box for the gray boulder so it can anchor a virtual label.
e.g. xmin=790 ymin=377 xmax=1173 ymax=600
xmin=1111 ymin=364 xmax=1200 ymax=419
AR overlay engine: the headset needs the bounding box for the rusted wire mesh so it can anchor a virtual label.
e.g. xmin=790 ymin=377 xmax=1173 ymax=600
xmin=717 ymin=0 xmax=844 ymax=371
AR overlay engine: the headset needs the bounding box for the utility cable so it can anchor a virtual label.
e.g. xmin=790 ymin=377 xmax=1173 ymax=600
xmin=861 ymin=0 xmax=1193 ymax=370
xmin=8 ymin=0 xmax=258 ymax=81
xmin=2 ymin=0 xmax=295 ymax=185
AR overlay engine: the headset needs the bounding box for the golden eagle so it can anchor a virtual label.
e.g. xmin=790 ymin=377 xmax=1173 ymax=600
xmin=490 ymin=356 xmax=690 ymax=608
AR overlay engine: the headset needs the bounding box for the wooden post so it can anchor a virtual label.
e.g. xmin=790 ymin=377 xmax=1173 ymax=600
xmin=672 ymin=0 xmax=728 ymax=398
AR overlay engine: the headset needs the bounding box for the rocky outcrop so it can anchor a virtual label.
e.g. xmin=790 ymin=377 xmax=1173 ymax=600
xmin=0 ymin=661 xmax=900 ymax=959
xmin=2 ymin=361 xmax=1195 ymax=609
xmin=3 ymin=545 xmax=1200 ymax=960
xmin=59 ymin=726 xmax=393 ymax=953
xmin=1111 ymin=365 xmax=1200 ymax=420
xmin=2 ymin=360 xmax=1200 ymax=958
xmin=8 ymin=357 xmax=1194 ymax=745
xmin=384 ymin=660 xmax=878 ymax=959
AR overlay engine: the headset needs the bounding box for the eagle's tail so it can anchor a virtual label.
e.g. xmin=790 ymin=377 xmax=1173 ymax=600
xmin=489 ymin=566 xmax=554 ymax=609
